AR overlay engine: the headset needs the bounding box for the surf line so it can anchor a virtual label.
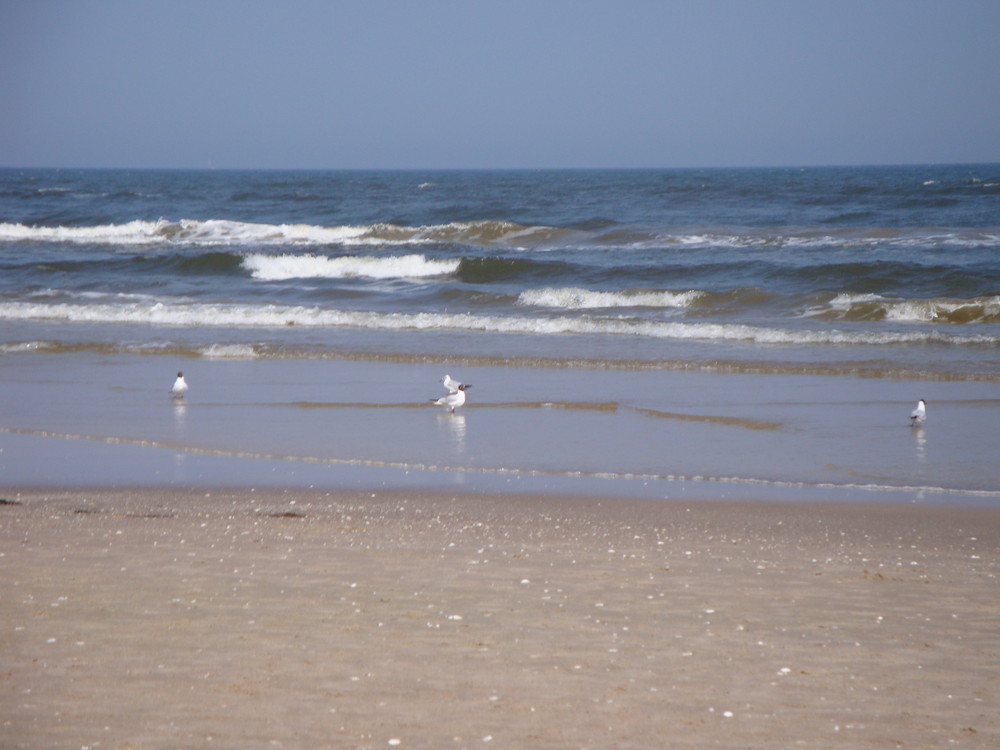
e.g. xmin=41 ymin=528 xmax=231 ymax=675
xmin=4 ymin=426 xmax=999 ymax=499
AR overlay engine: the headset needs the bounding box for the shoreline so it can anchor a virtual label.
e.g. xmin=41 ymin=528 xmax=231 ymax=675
xmin=3 ymin=487 xmax=998 ymax=748
xmin=5 ymin=426 xmax=1000 ymax=509
xmin=4 ymin=350 xmax=1000 ymax=503
xmin=7 ymin=482 xmax=1000 ymax=516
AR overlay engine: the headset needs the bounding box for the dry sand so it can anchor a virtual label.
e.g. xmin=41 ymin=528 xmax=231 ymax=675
xmin=1 ymin=488 xmax=998 ymax=749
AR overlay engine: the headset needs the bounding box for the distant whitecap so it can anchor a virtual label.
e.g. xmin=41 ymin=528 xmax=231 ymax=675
xmin=242 ymin=253 xmax=459 ymax=280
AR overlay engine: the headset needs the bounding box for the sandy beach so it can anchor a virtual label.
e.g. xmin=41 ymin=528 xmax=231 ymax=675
xmin=2 ymin=488 xmax=998 ymax=749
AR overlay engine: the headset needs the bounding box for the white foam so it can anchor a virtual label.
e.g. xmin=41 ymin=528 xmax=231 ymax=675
xmin=3 ymin=300 xmax=996 ymax=346
xmin=883 ymin=296 xmax=1000 ymax=324
xmin=3 ymin=220 xmax=997 ymax=251
xmin=0 ymin=341 xmax=56 ymax=353
xmin=807 ymin=293 xmax=1000 ymax=324
xmin=657 ymin=230 xmax=998 ymax=250
xmin=0 ymin=219 xmax=375 ymax=247
xmin=199 ymin=343 xmax=260 ymax=359
xmin=242 ymin=253 xmax=459 ymax=280
xmin=825 ymin=292 xmax=885 ymax=308
xmin=518 ymin=287 xmax=703 ymax=309
xmin=0 ymin=218 xmax=532 ymax=248
xmin=0 ymin=219 xmax=170 ymax=245
xmin=172 ymin=219 xmax=371 ymax=245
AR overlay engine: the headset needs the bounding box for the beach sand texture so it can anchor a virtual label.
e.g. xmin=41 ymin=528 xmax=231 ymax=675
xmin=2 ymin=490 xmax=999 ymax=749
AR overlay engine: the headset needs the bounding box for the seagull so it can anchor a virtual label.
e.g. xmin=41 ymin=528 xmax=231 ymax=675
xmin=442 ymin=373 xmax=468 ymax=393
xmin=432 ymin=383 xmax=470 ymax=413
xmin=910 ymin=399 xmax=926 ymax=426
xmin=170 ymin=372 xmax=188 ymax=399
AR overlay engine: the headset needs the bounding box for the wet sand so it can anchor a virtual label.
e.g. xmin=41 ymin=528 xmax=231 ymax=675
xmin=2 ymin=488 xmax=999 ymax=749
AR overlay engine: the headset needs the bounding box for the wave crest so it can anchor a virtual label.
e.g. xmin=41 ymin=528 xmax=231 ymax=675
xmin=0 ymin=218 xmax=373 ymax=246
xmin=518 ymin=287 xmax=704 ymax=309
xmin=242 ymin=253 xmax=459 ymax=280
xmin=3 ymin=219 xmax=997 ymax=252
xmin=3 ymin=300 xmax=996 ymax=347
xmin=807 ymin=293 xmax=1000 ymax=324
xmin=0 ymin=218 xmax=567 ymax=248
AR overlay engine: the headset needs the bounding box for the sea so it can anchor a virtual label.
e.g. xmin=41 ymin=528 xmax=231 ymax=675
xmin=1 ymin=165 xmax=999 ymax=504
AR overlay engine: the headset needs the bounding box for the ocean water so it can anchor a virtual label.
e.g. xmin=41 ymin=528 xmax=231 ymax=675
xmin=1 ymin=166 xmax=999 ymax=503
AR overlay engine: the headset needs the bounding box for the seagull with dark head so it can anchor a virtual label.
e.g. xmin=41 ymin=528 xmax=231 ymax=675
xmin=170 ymin=372 xmax=188 ymax=399
xmin=433 ymin=376 xmax=470 ymax=413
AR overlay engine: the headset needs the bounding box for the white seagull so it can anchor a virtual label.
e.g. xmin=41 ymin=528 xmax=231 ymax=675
xmin=170 ymin=371 xmax=189 ymax=399
xmin=910 ymin=399 xmax=926 ymax=426
xmin=441 ymin=373 xmax=467 ymax=393
xmin=432 ymin=383 xmax=470 ymax=413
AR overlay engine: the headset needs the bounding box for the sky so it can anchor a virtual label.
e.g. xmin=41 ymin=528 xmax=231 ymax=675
xmin=1 ymin=0 xmax=998 ymax=170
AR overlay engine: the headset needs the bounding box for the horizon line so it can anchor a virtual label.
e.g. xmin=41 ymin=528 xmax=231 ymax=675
xmin=2 ymin=161 xmax=999 ymax=173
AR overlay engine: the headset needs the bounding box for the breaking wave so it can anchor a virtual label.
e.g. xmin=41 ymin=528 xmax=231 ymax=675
xmin=3 ymin=218 xmax=997 ymax=251
xmin=0 ymin=219 xmax=373 ymax=246
xmin=242 ymin=253 xmax=459 ymax=280
xmin=805 ymin=293 xmax=1000 ymax=324
xmin=0 ymin=218 xmax=567 ymax=248
xmin=518 ymin=287 xmax=705 ymax=309
xmin=3 ymin=300 xmax=997 ymax=347
xmin=648 ymin=228 xmax=1000 ymax=250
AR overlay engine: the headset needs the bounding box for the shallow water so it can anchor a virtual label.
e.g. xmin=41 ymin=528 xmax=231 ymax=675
xmin=3 ymin=352 xmax=998 ymax=506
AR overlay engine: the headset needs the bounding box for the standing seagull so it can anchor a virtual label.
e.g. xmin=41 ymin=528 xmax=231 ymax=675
xmin=910 ymin=399 xmax=926 ymax=426
xmin=432 ymin=383 xmax=470 ymax=413
xmin=170 ymin=371 xmax=188 ymax=399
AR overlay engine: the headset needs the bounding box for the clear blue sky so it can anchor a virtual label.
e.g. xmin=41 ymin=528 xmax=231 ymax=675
xmin=2 ymin=0 xmax=998 ymax=169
